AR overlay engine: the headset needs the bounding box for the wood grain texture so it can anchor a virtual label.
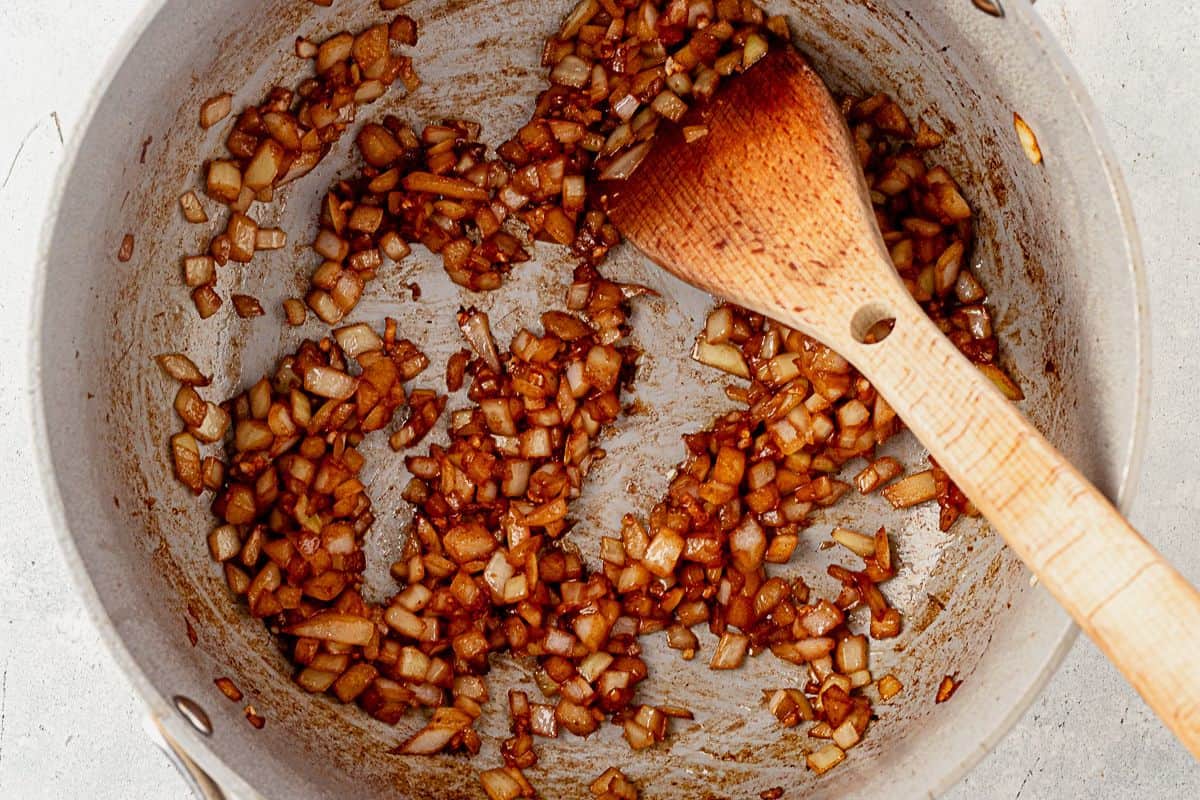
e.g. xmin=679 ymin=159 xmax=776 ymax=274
xmin=604 ymin=47 xmax=1200 ymax=758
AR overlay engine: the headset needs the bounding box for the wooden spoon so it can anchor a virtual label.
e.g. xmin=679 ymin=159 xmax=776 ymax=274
xmin=602 ymin=47 xmax=1200 ymax=757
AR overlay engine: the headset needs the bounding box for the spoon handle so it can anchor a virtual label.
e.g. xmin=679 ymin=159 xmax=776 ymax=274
xmin=850 ymin=284 xmax=1200 ymax=759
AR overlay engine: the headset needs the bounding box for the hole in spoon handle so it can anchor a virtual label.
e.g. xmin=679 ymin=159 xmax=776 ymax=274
xmin=850 ymin=301 xmax=897 ymax=345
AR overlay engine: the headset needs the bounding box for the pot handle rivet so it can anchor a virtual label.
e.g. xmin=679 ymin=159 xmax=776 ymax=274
xmin=173 ymin=694 xmax=214 ymax=735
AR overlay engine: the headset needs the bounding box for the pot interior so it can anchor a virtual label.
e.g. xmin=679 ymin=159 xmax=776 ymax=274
xmin=39 ymin=0 xmax=1144 ymax=797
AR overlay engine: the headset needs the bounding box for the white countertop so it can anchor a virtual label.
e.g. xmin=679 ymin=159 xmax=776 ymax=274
xmin=1 ymin=1 xmax=1196 ymax=797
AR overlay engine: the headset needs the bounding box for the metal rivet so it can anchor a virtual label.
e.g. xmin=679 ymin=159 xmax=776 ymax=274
xmin=173 ymin=695 xmax=213 ymax=736
xmin=972 ymin=0 xmax=1005 ymax=17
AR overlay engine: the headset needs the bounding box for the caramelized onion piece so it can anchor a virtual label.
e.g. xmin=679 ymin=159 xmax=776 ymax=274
xmin=155 ymin=353 xmax=210 ymax=385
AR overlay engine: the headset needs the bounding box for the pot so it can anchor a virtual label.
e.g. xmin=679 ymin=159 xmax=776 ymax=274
xmin=32 ymin=0 xmax=1149 ymax=797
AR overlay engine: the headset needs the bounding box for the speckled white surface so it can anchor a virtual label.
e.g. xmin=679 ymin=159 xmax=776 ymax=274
xmin=0 ymin=1 xmax=1196 ymax=798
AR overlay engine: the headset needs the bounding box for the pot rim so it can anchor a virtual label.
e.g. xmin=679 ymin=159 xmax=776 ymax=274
xmin=28 ymin=2 xmax=1152 ymax=798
